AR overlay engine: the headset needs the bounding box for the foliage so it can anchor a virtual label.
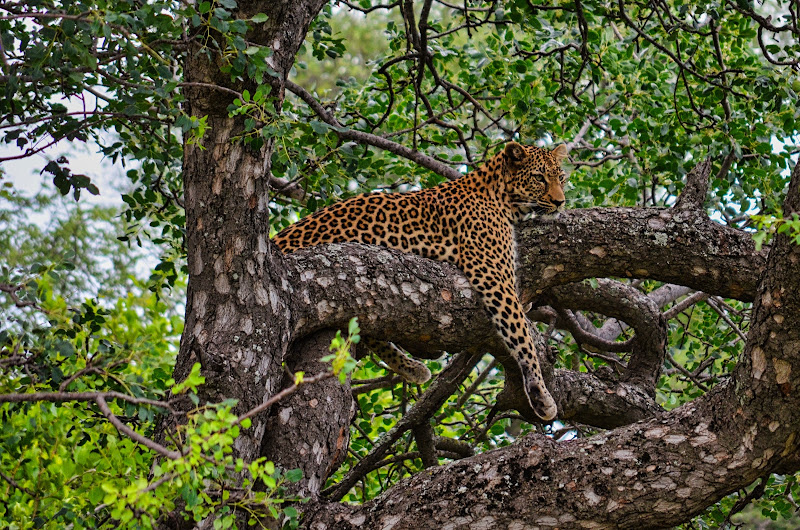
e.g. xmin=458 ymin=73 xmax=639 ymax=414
xmin=751 ymin=212 xmax=800 ymax=250
xmin=321 ymin=317 xmax=360 ymax=383
xmin=677 ymin=475 xmax=800 ymax=529
xmin=0 ymin=179 xmax=157 ymax=306
xmin=0 ymin=262 xmax=304 ymax=528
xmin=0 ymin=180 xmax=353 ymax=527
xmin=2 ymin=0 xmax=800 ymax=526
xmin=658 ymin=297 xmax=749 ymax=409
xmin=266 ymin=2 xmax=798 ymax=225
xmin=0 ymin=268 xmax=181 ymax=527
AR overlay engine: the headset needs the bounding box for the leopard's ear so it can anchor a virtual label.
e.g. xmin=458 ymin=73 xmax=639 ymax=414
xmin=552 ymin=143 xmax=569 ymax=163
xmin=505 ymin=141 xmax=527 ymax=163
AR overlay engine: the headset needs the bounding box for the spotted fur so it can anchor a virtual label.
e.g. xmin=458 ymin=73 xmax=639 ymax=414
xmin=274 ymin=142 xmax=568 ymax=421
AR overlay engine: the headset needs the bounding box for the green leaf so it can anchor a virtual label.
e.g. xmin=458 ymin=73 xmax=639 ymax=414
xmin=309 ymin=121 xmax=329 ymax=134
xmin=285 ymin=468 xmax=303 ymax=483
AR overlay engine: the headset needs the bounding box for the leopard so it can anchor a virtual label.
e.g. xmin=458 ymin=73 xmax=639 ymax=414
xmin=274 ymin=141 xmax=568 ymax=421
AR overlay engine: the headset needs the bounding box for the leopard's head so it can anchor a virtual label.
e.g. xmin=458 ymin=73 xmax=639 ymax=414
xmin=503 ymin=142 xmax=569 ymax=214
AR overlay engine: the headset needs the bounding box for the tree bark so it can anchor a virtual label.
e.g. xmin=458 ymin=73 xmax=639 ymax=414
xmin=287 ymin=207 xmax=764 ymax=356
xmin=260 ymin=330 xmax=354 ymax=499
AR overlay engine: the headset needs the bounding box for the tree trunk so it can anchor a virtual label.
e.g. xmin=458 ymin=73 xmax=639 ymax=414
xmin=158 ymin=2 xmax=333 ymax=527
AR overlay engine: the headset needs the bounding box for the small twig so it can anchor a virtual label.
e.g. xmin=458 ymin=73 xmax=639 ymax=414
xmin=0 ymin=283 xmax=46 ymax=312
xmin=722 ymin=476 xmax=769 ymax=528
xmin=579 ymin=345 xmax=628 ymax=372
xmin=0 ymin=468 xmax=37 ymax=497
xmin=352 ymin=420 xmax=377 ymax=449
xmin=235 ymin=371 xmax=334 ymax=426
xmin=666 ymin=352 xmax=709 ymax=392
xmin=0 ymin=390 xmax=172 ymax=410
xmin=95 ymin=395 xmax=182 ymax=460
xmin=58 ymin=360 xmax=128 ymax=392
xmin=784 ymin=475 xmax=799 ymax=510
xmin=352 ymin=375 xmax=403 ymax=395
xmin=663 ymin=291 xmax=710 ymax=320
xmin=706 ymin=297 xmax=748 ymax=344
xmin=274 ymin=77 xmax=463 ymax=181
xmin=435 ymin=358 xmax=497 ymax=422
xmin=178 ymin=82 xmax=242 ymax=99
xmin=616 ymin=0 xmax=750 ymax=98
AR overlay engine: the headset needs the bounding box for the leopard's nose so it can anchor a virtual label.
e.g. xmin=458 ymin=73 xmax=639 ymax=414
xmin=552 ymin=199 xmax=565 ymax=208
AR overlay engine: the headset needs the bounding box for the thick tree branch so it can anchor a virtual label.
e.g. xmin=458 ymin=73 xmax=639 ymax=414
xmin=259 ymin=332 xmax=352 ymax=499
xmin=413 ymin=421 xmax=438 ymax=468
xmin=551 ymin=369 xmax=663 ymax=427
xmin=516 ymin=207 xmax=766 ymax=302
xmin=289 ymin=207 xmax=764 ymax=352
xmin=545 ymin=279 xmax=667 ymax=393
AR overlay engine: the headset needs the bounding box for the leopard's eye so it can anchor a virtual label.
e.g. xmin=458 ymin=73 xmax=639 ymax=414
xmin=534 ymin=173 xmax=546 ymax=183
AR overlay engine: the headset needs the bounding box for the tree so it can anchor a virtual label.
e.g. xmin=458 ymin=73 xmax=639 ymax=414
xmin=1 ymin=0 xmax=799 ymax=528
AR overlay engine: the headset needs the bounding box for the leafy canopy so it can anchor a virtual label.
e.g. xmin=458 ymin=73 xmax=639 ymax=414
xmin=1 ymin=0 xmax=799 ymax=527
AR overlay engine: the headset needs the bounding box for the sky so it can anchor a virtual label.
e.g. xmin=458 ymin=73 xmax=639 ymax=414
xmin=1 ymin=139 xmax=124 ymax=207
xmin=0 ymin=139 xmax=160 ymax=285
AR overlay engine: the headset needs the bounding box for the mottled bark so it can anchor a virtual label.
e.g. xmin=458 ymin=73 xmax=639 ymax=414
xmin=279 ymin=205 xmax=764 ymax=427
xmin=169 ymin=155 xmax=776 ymax=526
xmin=283 ymin=243 xmax=665 ymax=427
xmin=260 ymin=330 xmax=354 ymax=499
xmin=287 ymin=205 xmax=764 ymax=354
xmin=674 ymin=157 xmax=712 ymax=210
xmin=173 ymin=116 xmax=290 ymax=465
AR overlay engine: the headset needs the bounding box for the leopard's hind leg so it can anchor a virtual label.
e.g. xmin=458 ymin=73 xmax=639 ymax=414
xmin=361 ymin=337 xmax=431 ymax=384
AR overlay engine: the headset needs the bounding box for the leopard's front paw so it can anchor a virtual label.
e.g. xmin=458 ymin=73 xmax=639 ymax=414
xmin=522 ymin=373 xmax=558 ymax=421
